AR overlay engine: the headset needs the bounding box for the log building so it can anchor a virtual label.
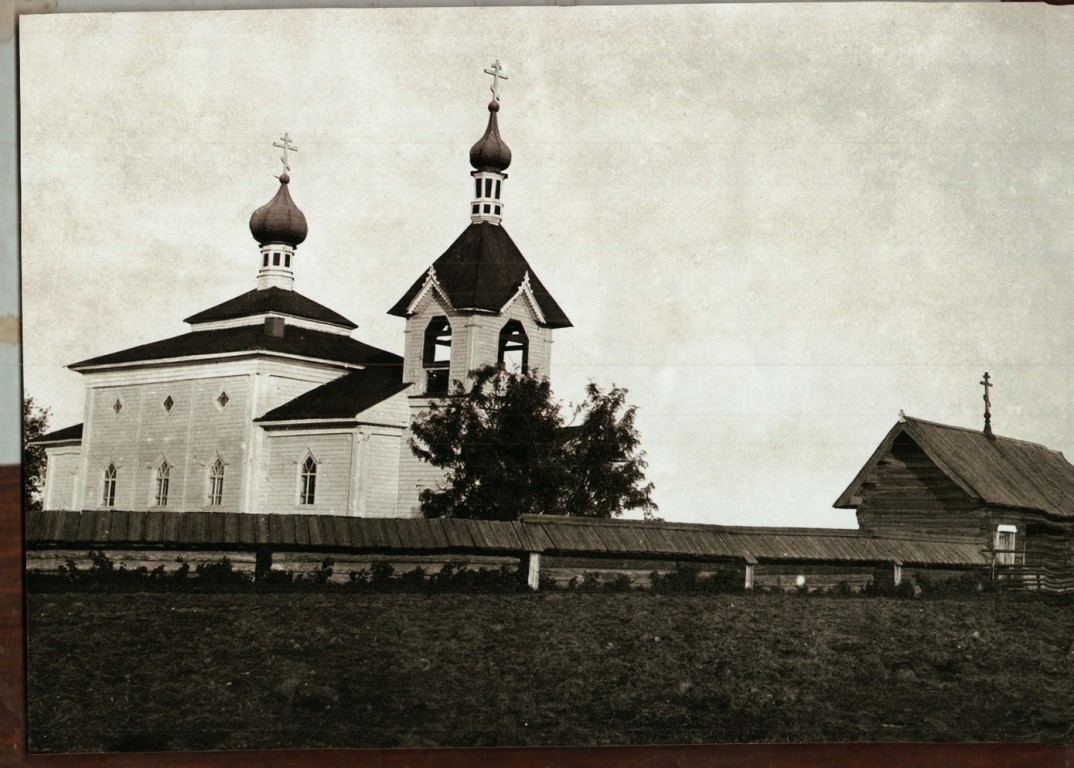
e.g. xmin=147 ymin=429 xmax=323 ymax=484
xmin=835 ymin=414 xmax=1074 ymax=589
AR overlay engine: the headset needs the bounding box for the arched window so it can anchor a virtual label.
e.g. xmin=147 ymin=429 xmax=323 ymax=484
xmin=299 ymin=455 xmax=317 ymax=506
xmin=208 ymin=457 xmax=225 ymax=507
xmin=423 ymin=316 xmax=452 ymax=395
xmin=154 ymin=460 xmax=171 ymax=507
xmin=102 ymin=463 xmax=117 ymax=507
xmin=498 ymin=320 xmax=529 ymax=373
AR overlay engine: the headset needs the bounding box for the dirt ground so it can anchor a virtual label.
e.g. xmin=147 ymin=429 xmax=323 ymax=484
xmin=24 ymin=590 xmax=1074 ymax=751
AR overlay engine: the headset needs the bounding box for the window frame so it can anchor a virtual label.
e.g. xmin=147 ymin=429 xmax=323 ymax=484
xmin=299 ymin=454 xmax=318 ymax=506
xmin=208 ymin=456 xmax=226 ymax=507
xmin=154 ymin=459 xmax=171 ymax=507
xmin=101 ymin=463 xmax=117 ymax=507
xmin=994 ymin=524 xmax=1020 ymax=566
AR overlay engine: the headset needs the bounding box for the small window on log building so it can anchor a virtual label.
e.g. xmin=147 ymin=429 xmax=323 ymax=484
xmin=994 ymin=524 xmax=1019 ymax=566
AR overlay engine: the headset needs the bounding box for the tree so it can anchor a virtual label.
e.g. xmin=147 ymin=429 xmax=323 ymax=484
xmin=410 ymin=365 xmax=656 ymax=521
xmin=23 ymin=395 xmax=51 ymax=512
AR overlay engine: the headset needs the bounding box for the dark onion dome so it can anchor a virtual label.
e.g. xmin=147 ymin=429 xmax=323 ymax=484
xmin=469 ymin=100 xmax=512 ymax=172
xmin=249 ymin=172 xmax=308 ymax=247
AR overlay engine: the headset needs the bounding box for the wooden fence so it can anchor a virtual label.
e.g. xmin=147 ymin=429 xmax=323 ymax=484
xmin=23 ymin=509 xmax=1005 ymax=591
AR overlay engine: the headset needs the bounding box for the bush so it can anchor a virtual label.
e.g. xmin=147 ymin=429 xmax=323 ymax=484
xmin=650 ymin=564 xmax=741 ymax=594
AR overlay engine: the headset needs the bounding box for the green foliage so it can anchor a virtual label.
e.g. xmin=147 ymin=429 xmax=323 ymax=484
xmin=23 ymin=396 xmax=51 ymax=512
xmin=650 ymin=564 xmax=743 ymax=594
xmin=410 ymin=364 xmax=656 ymax=520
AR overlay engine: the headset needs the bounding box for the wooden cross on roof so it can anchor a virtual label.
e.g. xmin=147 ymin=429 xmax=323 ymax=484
xmin=273 ymin=132 xmax=298 ymax=173
xmin=484 ymin=60 xmax=508 ymax=101
xmin=980 ymin=371 xmax=994 ymax=438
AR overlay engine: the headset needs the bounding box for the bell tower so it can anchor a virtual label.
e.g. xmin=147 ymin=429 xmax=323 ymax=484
xmin=388 ymin=61 xmax=571 ymax=399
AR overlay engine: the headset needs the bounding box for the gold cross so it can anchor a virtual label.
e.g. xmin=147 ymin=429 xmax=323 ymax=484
xmin=484 ymin=60 xmax=508 ymax=101
xmin=273 ymin=132 xmax=298 ymax=172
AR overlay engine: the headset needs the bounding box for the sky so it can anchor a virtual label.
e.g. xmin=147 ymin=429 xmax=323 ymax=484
xmin=18 ymin=4 xmax=1074 ymax=527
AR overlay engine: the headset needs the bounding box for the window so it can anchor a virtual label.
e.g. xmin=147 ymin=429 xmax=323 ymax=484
xmin=284 ymin=253 xmax=291 ymax=268
xmin=102 ymin=463 xmax=117 ymax=507
xmin=494 ymin=205 xmax=501 ymax=215
xmin=994 ymin=524 xmax=1019 ymax=566
xmin=483 ymin=204 xmax=491 ymax=214
xmin=208 ymin=457 xmax=225 ymax=506
xmin=498 ymin=320 xmax=529 ymax=373
xmin=484 ymin=178 xmax=493 ymax=197
xmin=155 ymin=460 xmax=171 ymax=506
xmin=474 ymin=178 xmax=481 ymax=198
xmin=423 ymin=316 xmax=452 ymax=395
xmin=273 ymin=253 xmax=281 ymax=266
xmin=299 ymin=455 xmax=317 ymax=505
xmin=263 ymin=252 xmax=269 ymax=267
xmin=495 ymin=179 xmax=501 ymax=198
xmin=163 ymin=395 xmax=174 ymax=413
xmin=472 ymin=204 xmax=479 ymax=215
xmin=112 ymin=398 xmax=123 ymax=415
xmin=216 ymin=391 xmax=229 ymax=409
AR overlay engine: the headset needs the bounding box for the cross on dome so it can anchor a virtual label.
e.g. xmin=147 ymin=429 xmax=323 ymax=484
xmin=273 ymin=132 xmax=299 ymax=174
xmin=484 ymin=60 xmax=508 ymax=102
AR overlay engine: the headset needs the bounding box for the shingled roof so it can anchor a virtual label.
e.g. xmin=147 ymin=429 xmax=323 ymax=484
xmin=388 ymin=223 xmax=571 ymax=328
xmin=835 ymin=416 xmax=1074 ymax=519
xmin=184 ymin=288 xmax=357 ymax=330
xmin=257 ymin=365 xmax=410 ymax=423
xmin=69 ymin=324 xmax=400 ymax=371
xmin=33 ymin=423 xmax=84 ymax=445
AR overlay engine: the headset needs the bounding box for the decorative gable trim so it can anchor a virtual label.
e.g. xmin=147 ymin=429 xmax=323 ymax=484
xmin=499 ymin=272 xmax=546 ymax=325
xmin=405 ymin=267 xmax=455 ymax=317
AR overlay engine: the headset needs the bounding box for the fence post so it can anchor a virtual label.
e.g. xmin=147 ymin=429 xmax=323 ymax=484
xmin=523 ymin=551 xmax=541 ymax=591
xmin=255 ymin=546 xmax=273 ymax=583
xmin=744 ymin=554 xmax=757 ymax=591
xmin=892 ymin=559 xmax=903 ymax=587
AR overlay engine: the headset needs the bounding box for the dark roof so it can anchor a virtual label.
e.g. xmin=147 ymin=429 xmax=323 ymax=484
xmin=388 ymin=223 xmax=571 ymax=328
xmin=184 ymin=288 xmax=356 ymax=330
xmin=24 ymin=510 xmax=987 ymax=567
xmin=33 ymin=423 xmax=84 ymax=445
xmin=70 ymin=324 xmax=400 ymax=370
xmin=257 ymin=365 xmax=410 ymax=422
xmin=835 ymin=416 xmax=1074 ymax=519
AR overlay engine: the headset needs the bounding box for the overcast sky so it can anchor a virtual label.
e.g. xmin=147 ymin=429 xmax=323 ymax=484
xmin=19 ymin=5 xmax=1074 ymax=527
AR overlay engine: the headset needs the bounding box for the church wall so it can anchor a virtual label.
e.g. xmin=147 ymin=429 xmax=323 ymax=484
xmin=254 ymin=359 xmax=348 ymax=418
xmin=396 ymin=436 xmax=446 ymax=518
xmin=80 ymin=375 xmax=251 ymax=512
xmin=464 ymin=304 xmax=552 ymax=377
xmin=43 ymin=446 xmax=81 ymax=511
xmin=402 ymin=288 xmax=554 ymax=396
xmin=261 ymin=431 xmax=355 ymax=514
xmin=402 ymin=292 xmax=455 ymax=390
xmin=363 ymin=430 xmax=409 ymax=517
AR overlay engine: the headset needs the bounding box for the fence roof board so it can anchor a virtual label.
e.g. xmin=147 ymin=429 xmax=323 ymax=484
xmin=24 ymin=510 xmax=989 ymax=567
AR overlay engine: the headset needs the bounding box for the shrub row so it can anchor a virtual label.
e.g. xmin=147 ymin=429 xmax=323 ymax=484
xmin=26 ymin=551 xmax=998 ymax=598
xmin=25 ymin=552 xmax=527 ymax=594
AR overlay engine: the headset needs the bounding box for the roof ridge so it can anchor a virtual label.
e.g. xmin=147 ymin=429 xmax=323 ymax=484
xmin=903 ymin=414 xmax=1062 ymax=455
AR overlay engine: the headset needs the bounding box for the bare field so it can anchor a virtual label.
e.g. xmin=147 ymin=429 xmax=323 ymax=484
xmin=25 ymin=590 xmax=1074 ymax=751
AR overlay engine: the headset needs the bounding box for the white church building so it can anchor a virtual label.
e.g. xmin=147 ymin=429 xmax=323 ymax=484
xmin=36 ymin=68 xmax=572 ymax=518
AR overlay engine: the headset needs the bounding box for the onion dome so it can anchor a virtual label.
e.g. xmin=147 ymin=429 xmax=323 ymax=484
xmin=249 ymin=173 xmax=308 ymax=247
xmin=469 ymin=100 xmax=512 ymax=173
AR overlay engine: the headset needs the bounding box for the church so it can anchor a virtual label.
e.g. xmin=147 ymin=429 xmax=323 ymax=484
xmin=36 ymin=64 xmax=571 ymax=519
